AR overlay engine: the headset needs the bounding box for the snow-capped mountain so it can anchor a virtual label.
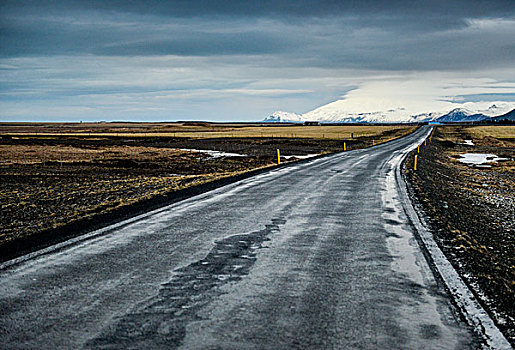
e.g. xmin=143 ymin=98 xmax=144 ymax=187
xmin=265 ymin=102 xmax=514 ymax=123
xmin=265 ymin=107 xmax=434 ymax=123
xmin=301 ymin=100 xmax=421 ymax=123
xmin=436 ymin=108 xmax=488 ymax=122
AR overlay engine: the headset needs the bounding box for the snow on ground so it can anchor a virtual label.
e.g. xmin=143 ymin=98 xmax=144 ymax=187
xmin=457 ymin=153 xmax=509 ymax=166
xmin=178 ymin=149 xmax=247 ymax=158
xmin=179 ymin=148 xmax=319 ymax=160
xmin=282 ymin=154 xmax=319 ymax=160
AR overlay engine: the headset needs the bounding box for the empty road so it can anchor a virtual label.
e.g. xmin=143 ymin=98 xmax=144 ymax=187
xmin=1 ymin=126 xmax=479 ymax=349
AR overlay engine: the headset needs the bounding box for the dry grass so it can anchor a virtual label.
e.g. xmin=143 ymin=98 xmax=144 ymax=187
xmin=463 ymin=126 xmax=515 ymax=147
xmin=464 ymin=125 xmax=515 ymax=139
xmin=1 ymin=123 xmax=416 ymax=141
xmin=0 ymin=144 xmax=193 ymax=165
xmin=435 ymin=125 xmax=515 ymax=147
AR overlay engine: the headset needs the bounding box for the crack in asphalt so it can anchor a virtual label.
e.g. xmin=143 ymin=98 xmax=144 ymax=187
xmin=86 ymin=218 xmax=286 ymax=349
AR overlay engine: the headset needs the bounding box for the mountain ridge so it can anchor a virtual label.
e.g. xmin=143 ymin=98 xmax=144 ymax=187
xmin=264 ymin=104 xmax=514 ymax=124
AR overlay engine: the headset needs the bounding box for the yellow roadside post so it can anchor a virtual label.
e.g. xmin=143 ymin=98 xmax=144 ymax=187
xmin=344 ymin=142 xmax=347 ymax=151
xmin=277 ymin=149 xmax=281 ymax=164
xmin=373 ymin=139 xmax=375 ymax=146
xmin=414 ymin=155 xmax=418 ymax=170
xmin=424 ymin=139 xmax=427 ymax=146
xmin=417 ymin=145 xmax=420 ymax=153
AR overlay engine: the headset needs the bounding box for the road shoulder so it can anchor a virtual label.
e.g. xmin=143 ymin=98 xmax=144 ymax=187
xmin=399 ymin=128 xmax=512 ymax=349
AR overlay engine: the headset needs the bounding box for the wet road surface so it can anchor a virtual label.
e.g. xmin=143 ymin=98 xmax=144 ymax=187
xmin=0 ymin=126 xmax=478 ymax=349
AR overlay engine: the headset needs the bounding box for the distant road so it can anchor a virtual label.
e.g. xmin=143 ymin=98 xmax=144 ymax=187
xmin=0 ymin=126 xmax=479 ymax=349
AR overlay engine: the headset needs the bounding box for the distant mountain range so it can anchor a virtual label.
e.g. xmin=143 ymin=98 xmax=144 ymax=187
xmin=264 ymin=104 xmax=515 ymax=124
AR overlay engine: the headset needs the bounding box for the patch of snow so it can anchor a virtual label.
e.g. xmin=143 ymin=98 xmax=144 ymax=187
xmin=457 ymin=153 xmax=509 ymax=166
xmin=178 ymin=149 xmax=247 ymax=158
xmin=282 ymin=154 xmax=319 ymax=160
xmin=463 ymin=140 xmax=474 ymax=146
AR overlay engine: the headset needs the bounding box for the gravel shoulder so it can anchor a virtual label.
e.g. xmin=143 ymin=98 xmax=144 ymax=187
xmin=403 ymin=126 xmax=515 ymax=345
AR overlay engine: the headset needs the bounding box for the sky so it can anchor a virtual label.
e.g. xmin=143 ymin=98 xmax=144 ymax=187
xmin=1 ymin=0 xmax=514 ymax=122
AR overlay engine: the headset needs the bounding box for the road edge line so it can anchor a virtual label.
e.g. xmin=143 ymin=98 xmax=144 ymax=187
xmin=395 ymin=130 xmax=512 ymax=349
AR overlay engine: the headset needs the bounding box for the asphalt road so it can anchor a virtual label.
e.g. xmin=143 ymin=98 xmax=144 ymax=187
xmin=0 ymin=126 xmax=479 ymax=349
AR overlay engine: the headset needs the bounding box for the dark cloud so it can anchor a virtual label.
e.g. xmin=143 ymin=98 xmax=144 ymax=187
xmin=2 ymin=0 xmax=514 ymax=18
xmin=1 ymin=0 xmax=514 ymax=67
xmin=0 ymin=17 xmax=294 ymax=57
xmin=95 ymin=32 xmax=295 ymax=56
xmin=1 ymin=5 xmax=514 ymax=72
xmin=0 ymin=0 xmax=514 ymax=121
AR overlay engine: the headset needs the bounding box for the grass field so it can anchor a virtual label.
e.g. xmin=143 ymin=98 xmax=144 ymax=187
xmin=436 ymin=125 xmax=515 ymax=147
xmin=464 ymin=125 xmax=515 ymax=146
xmin=0 ymin=122 xmax=415 ymax=141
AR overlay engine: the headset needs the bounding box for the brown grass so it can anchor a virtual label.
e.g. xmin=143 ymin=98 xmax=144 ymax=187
xmin=0 ymin=144 xmax=195 ymax=165
xmin=435 ymin=125 xmax=515 ymax=147
xmin=1 ymin=123 xmax=416 ymax=141
xmin=464 ymin=125 xmax=515 ymax=139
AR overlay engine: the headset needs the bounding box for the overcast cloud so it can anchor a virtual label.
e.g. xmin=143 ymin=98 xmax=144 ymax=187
xmin=1 ymin=0 xmax=514 ymax=121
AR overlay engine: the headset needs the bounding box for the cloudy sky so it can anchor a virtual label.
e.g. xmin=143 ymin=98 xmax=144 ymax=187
xmin=1 ymin=0 xmax=514 ymax=121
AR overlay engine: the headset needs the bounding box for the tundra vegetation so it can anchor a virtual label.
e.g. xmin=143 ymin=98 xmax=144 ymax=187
xmin=404 ymin=125 xmax=515 ymax=344
xmin=0 ymin=122 xmax=415 ymax=261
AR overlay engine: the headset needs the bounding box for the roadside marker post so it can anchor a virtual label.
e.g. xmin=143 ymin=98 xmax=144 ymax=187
xmin=424 ymin=139 xmax=427 ymax=146
xmin=277 ymin=149 xmax=281 ymax=165
xmin=417 ymin=145 xmax=420 ymax=153
xmin=414 ymin=155 xmax=418 ymax=170
xmin=373 ymin=139 xmax=375 ymax=146
xmin=344 ymin=142 xmax=347 ymax=151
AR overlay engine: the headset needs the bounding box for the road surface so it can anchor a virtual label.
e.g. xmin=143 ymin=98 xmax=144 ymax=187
xmin=1 ymin=126 xmax=479 ymax=349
